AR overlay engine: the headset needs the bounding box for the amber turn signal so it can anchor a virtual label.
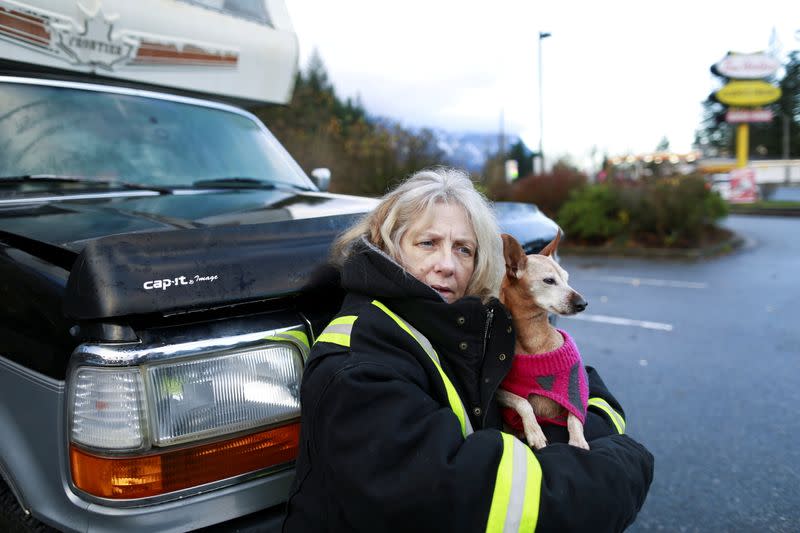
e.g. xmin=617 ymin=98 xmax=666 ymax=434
xmin=71 ymin=422 xmax=300 ymax=499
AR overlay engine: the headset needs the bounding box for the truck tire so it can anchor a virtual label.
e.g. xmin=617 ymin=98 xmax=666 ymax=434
xmin=0 ymin=477 xmax=55 ymax=532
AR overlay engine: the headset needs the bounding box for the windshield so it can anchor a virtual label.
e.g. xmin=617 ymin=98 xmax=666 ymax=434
xmin=0 ymin=81 xmax=313 ymax=190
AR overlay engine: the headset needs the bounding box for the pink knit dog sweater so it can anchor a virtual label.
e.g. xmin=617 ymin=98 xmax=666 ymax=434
xmin=500 ymin=328 xmax=589 ymax=429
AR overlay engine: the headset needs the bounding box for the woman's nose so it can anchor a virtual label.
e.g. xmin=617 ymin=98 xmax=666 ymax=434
xmin=433 ymin=249 xmax=455 ymax=275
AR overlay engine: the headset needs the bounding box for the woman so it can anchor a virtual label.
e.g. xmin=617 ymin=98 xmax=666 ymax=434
xmin=283 ymin=168 xmax=653 ymax=532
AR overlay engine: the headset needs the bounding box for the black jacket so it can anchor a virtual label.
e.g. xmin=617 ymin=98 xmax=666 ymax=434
xmin=283 ymin=241 xmax=653 ymax=532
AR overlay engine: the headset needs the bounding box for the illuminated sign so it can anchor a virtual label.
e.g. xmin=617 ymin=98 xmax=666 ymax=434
xmin=714 ymin=53 xmax=780 ymax=79
xmin=725 ymin=108 xmax=774 ymax=123
xmin=715 ymin=80 xmax=781 ymax=107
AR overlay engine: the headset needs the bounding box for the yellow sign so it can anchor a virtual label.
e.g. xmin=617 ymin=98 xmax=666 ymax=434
xmin=715 ymin=80 xmax=781 ymax=107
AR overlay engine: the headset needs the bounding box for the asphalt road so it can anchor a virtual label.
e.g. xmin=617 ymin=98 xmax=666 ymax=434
xmin=558 ymin=215 xmax=799 ymax=533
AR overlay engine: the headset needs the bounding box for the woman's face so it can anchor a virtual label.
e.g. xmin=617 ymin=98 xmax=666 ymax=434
xmin=399 ymin=202 xmax=476 ymax=303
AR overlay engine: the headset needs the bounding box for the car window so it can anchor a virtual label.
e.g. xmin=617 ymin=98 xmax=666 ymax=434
xmin=0 ymin=82 xmax=311 ymax=190
xmin=178 ymin=0 xmax=273 ymax=26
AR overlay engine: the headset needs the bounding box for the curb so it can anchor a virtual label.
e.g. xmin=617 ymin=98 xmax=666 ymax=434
xmin=559 ymin=232 xmax=746 ymax=260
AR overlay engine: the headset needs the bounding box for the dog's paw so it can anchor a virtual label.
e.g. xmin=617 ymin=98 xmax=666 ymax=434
xmin=524 ymin=427 xmax=548 ymax=450
xmin=569 ymin=435 xmax=590 ymax=450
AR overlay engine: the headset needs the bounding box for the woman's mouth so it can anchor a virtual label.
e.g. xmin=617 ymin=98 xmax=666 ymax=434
xmin=431 ymin=285 xmax=453 ymax=300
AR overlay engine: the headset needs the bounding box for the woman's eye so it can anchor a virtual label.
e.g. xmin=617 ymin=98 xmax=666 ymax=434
xmin=457 ymin=246 xmax=473 ymax=256
xmin=543 ymin=277 xmax=556 ymax=285
xmin=418 ymin=240 xmax=434 ymax=248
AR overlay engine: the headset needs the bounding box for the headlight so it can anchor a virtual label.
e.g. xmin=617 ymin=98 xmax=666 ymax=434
xmin=69 ymin=343 xmax=302 ymax=451
xmin=147 ymin=345 xmax=302 ymax=445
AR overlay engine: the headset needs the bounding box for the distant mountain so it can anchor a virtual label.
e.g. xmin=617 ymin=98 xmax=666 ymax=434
xmin=367 ymin=115 xmax=523 ymax=173
xmin=431 ymin=129 xmax=522 ymax=172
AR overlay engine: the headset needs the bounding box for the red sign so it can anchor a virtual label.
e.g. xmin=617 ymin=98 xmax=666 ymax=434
xmin=725 ymin=108 xmax=774 ymax=123
xmin=728 ymin=168 xmax=759 ymax=203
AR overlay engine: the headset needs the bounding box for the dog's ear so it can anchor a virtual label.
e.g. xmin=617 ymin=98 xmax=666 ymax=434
xmin=538 ymin=230 xmax=562 ymax=257
xmin=501 ymin=233 xmax=527 ymax=279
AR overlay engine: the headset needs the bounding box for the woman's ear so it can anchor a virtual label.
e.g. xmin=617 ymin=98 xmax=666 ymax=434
xmin=501 ymin=234 xmax=527 ymax=279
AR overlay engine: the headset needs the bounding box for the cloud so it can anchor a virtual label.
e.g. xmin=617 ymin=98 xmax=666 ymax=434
xmin=285 ymin=0 xmax=800 ymax=162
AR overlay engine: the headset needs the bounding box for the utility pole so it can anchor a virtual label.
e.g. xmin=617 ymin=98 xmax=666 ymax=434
xmin=783 ymin=112 xmax=791 ymax=184
xmin=538 ymin=31 xmax=551 ymax=175
xmin=499 ymin=108 xmax=505 ymax=161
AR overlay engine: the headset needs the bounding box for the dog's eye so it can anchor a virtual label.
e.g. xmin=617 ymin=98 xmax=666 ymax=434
xmin=543 ymin=278 xmax=556 ymax=285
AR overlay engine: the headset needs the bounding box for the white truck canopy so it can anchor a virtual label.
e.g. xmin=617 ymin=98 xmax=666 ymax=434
xmin=0 ymin=0 xmax=298 ymax=104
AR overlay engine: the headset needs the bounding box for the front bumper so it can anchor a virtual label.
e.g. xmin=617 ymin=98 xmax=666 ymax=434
xmin=196 ymin=501 xmax=286 ymax=533
xmin=73 ymin=470 xmax=294 ymax=533
xmin=0 ymin=354 xmax=295 ymax=533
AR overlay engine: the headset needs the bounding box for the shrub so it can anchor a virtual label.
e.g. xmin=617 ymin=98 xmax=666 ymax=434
xmin=556 ymin=185 xmax=625 ymax=244
xmin=508 ymin=165 xmax=588 ymax=219
xmin=557 ymin=175 xmax=729 ymax=247
xmin=623 ymin=175 xmax=728 ymax=247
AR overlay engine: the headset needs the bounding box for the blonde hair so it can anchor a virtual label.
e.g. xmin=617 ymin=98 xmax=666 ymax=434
xmin=332 ymin=167 xmax=503 ymax=301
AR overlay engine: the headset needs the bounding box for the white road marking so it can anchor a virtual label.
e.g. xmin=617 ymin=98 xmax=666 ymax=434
xmin=580 ymin=275 xmax=708 ymax=289
xmin=563 ymin=313 xmax=674 ymax=331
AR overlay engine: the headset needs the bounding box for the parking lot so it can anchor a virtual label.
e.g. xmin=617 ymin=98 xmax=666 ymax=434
xmin=559 ymin=215 xmax=799 ymax=532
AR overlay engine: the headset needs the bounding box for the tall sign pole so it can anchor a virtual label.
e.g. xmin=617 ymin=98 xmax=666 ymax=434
xmin=538 ymin=31 xmax=551 ymax=174
xmin=736 ymin=123 xmax=749 ymax=168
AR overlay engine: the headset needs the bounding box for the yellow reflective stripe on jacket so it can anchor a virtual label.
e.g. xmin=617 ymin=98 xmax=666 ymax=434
xmin=371 ymin=299 xmax=473 ymax=438
xmin=486 ymin=432 xmax=542 ymax=533
xmin=315 ymin=315 xmax=358 ymax=347
xmin=588 ymin=397 xmax=626 ymax=434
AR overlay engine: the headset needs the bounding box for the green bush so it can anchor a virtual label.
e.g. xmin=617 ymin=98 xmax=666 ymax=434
xmin=624 ymin=176 xmax=728 ymax=247
xmin=557 ymin=175 xmax=729 ymax=247
xmin=556 ymin=185 xmax=625 ymax=244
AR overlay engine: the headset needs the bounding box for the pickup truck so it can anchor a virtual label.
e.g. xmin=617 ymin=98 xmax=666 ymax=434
xmin=0 ymin=2 xmax=559 ymax=532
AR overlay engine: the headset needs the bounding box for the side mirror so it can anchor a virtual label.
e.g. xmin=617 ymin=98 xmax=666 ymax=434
xmin=310 ymin=168 xmax=331 ymax=191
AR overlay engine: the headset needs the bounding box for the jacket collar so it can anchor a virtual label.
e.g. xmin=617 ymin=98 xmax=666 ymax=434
xmin=340 ymin=237 xmax=490 ymax=351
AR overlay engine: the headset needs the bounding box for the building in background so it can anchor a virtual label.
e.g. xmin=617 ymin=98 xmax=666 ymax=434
xmin=602 ymin=150 xmax=702 ymax=181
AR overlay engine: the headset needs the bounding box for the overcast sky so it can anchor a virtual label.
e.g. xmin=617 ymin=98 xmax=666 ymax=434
xmin=283 ymin=0 xmax=800 ymax=170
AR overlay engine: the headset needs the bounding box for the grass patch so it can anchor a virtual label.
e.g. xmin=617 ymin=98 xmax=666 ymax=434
xmin=728 ymin=200 xmax=800 ymax=215
xmin=731 ymin=200 xmax=800 ymax=209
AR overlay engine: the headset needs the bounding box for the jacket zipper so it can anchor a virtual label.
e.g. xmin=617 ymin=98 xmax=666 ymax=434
xmin=478 ymin=307 xmax=494 ymax=426
xmin=482 ymin=308 xmax=494 ymax=357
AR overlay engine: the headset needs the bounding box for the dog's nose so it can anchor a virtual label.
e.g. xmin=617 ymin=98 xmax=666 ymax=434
xmin=573 ymin=296 xmax=588 ymax=312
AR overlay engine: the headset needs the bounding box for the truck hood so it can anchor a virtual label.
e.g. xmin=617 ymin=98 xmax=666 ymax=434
xmin=0 ymin=188 xmax=377 ymax=320
xmin=0 ymin=188 xmax=379 ymax=252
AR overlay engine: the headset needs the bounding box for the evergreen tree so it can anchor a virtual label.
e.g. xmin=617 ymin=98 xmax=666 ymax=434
xmin=253 ymin=50 xmax=449 ymax=196
xmin=507 ymin=140 xmax=534 ymax=177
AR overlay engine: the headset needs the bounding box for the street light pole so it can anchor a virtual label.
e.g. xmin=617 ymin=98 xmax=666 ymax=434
xmin=538 ymin=31 xmax=551 ymax=175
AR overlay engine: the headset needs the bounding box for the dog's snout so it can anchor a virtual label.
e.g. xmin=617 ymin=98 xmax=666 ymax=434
xmin=572 ymin=295 xmax=588 ymax=313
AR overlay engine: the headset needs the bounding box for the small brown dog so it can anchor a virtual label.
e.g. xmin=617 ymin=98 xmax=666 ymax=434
xmin=496 ymin=232 xmax=590 ymax=450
